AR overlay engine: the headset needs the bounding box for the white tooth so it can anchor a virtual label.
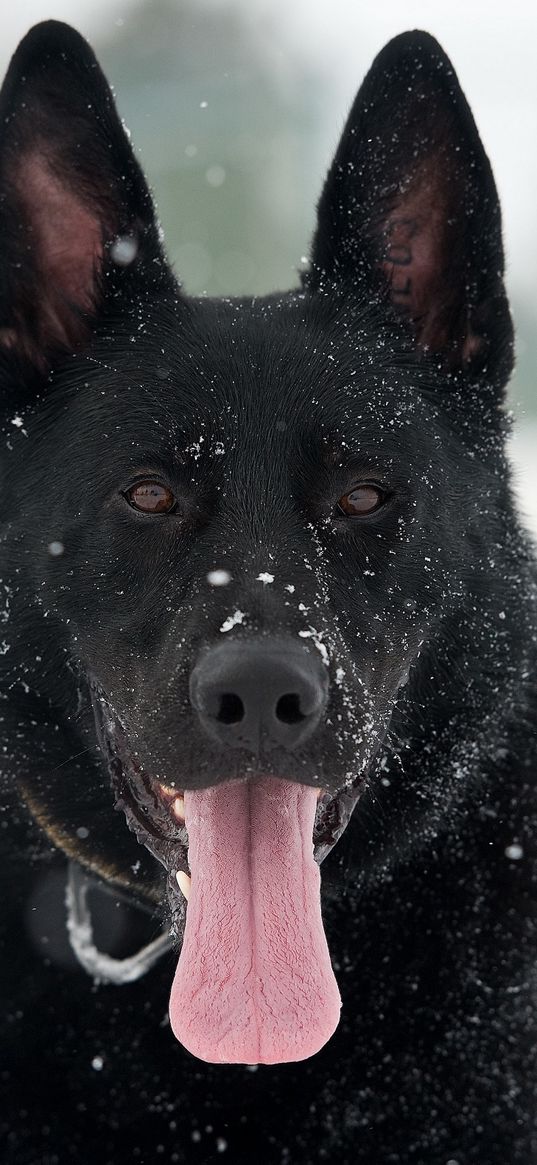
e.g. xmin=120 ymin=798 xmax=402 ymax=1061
xmin=176 ymin=870 xmax=191 ymax=901
xmin=172 ymin=795 xmax=185 ymax=821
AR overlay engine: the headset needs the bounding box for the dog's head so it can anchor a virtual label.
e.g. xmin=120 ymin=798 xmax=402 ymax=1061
xmin=0 ymin=23 xmax=515 ymax=1064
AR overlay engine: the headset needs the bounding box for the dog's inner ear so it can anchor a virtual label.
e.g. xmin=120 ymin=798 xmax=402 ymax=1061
xmin=2 ymin=150 xmax=110 ymax=357
xmin=375 ymin=159 xmax=464 ymax=350
xmin=0 ymin=23 xmax=166 ymax=366
xmin=310 ymin=33 xmax=511 ymax=375
xmin=372 ymin=149 xmax=481 ymax=361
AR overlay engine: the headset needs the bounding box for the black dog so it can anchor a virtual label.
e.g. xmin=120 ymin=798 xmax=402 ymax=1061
xmin=1 ymin=19 xmax=536 ymax=1164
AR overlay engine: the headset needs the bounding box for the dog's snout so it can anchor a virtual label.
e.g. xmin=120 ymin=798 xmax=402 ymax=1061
xmin=189 ymin=640 xmax=328 ymax=751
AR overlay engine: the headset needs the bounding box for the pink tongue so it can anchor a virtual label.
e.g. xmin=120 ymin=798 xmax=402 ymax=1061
xmin=169 ymin=777 xmax=341 ymax=1065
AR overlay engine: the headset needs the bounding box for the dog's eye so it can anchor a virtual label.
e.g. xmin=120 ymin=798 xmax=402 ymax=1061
xmin=124 ymin=481 xmax=177 ymax=514
xmin=337 ymin=484 xmax=386 ymax=518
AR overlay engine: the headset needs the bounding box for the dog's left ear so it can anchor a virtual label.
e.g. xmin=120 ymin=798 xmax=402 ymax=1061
xmin=309 ymin=32 xmax=513 ymax=386
xmin=0 ymin=21 xmax=171 ymax=366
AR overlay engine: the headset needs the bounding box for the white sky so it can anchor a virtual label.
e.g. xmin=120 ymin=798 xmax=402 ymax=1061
xmin=1 ymin=0 xmax=536 ymax=300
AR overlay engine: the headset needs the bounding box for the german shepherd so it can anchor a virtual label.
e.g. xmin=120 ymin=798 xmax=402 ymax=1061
xmin=1 ymin=20 xmax=536 ymax=1165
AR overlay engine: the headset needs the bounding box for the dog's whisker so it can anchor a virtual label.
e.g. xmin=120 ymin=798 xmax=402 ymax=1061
xmin=46 ymin=746 xmax=94 ymax=776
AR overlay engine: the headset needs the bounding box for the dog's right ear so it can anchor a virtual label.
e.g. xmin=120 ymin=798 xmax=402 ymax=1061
xmin=0 ymin=21 xmax=171 ymax=367
xmin=309 ymin=32 xmax=513 ymax=388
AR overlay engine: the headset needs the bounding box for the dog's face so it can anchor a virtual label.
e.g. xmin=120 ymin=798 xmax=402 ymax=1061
xmin=24 ymin=302 xmax=469 ymax=804
xmin=0 ymin=23 xmax=513 ymax=1063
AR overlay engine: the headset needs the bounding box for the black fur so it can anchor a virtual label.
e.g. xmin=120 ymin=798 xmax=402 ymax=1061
xmin=1 ymin=21 xmax=536 ymax=1164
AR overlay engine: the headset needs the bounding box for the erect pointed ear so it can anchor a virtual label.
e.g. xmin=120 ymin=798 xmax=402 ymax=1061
xmin=309 ymin=32 xmax=513 ymax=384
xmin=0 ymin=21 xmax=172 ymax=366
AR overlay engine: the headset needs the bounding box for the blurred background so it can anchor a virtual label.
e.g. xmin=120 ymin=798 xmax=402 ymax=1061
xmin=2 ymin=0 xmax=536 ymax=531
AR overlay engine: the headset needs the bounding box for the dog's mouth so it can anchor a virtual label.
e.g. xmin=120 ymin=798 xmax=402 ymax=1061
xmin=91 ymin=686 xmax=363 ymax=1065
xmin=93 ymin=690 xmax=361 ymax=894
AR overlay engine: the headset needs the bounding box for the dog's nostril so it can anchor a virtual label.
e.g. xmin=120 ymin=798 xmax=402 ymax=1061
xmin=275 ymin=693 xmax=306 ymax=725
xmin=217 ymin=692 xmax=245 ymax=724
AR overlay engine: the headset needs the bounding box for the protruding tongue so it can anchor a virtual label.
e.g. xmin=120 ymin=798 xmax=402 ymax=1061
xmin=169 ymin=777 xmax=341 ymax=1064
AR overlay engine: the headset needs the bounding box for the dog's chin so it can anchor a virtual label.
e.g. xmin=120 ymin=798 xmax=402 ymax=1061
xmin=90 ymin=683 xmax=366 ymax=939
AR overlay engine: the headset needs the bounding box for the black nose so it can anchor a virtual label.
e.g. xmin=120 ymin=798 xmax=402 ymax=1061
xmin=189 ymin=639 xmax=328 ymax=752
